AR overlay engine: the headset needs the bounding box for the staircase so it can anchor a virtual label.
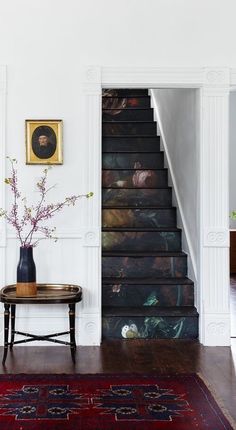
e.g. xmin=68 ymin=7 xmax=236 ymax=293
xmin=102 ymin=89 xmax=198 ymax=340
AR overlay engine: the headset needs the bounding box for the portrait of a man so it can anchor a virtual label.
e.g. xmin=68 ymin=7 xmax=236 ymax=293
xmin=32 ymin=126 xmax=57 ymax=159
xmin=25 ymin=120 xmax=63 ymax=164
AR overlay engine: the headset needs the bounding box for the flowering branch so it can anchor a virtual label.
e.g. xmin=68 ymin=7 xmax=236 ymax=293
xmin=0 ymin=158 xmax=93 ymax=247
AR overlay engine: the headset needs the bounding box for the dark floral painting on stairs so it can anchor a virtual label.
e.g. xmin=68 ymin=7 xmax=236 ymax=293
xmin=102 ymin=209 xmax=176 ymax=228
xmin=102 ymin=88 xmax=198 ymax=340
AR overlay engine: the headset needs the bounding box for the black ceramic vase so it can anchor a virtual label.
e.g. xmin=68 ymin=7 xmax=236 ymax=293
xmin=16 ymin=246 xmax=37 ymax=297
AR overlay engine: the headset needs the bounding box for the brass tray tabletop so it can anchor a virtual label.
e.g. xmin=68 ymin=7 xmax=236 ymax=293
xmin=0 ymin=284 xmax=82 ymax=304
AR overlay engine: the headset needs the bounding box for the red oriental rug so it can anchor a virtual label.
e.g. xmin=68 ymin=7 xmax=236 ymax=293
xmin=0 ymin=373 xmax=234 ymax=430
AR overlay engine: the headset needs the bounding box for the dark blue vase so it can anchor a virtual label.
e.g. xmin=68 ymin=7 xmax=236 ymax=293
xmin=17 ymin=246 xmax=36 ymax=283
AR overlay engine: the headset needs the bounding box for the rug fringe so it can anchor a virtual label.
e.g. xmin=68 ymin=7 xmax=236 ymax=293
xmin=197 ymin=372 xmax=236 ymax=430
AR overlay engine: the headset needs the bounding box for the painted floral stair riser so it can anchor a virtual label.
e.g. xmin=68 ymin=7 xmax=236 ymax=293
xmin=102 ymin=189 xmax=172 ymax=207
xmin=102 ymin=316 xmax=198 ymax=339
xmin=102 ymin=256 xmax=187 ymax=279
xmin=103 ymin=95 xmax=151 ymax=109
xmin=103 ymin=108 xmax=154 ymax=122
xmin=102 ymin=208 xmax=177 ymax=228
xmin=102 ymin=231 xmax=181 ymax=252
xmin=103 ymin=122 xmax=157 ymax=136
xmin=102 ymin=153 xmax=164 ymax=169
xmin=102 ymin=283 xmax=194 ymax=307
xmin=102 ymin=169 xmax=168 ymax=188
xmin=103 ymin=136 xmax=160 ymax=152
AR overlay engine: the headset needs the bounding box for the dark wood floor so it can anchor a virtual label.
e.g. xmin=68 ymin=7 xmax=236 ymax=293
xmin=0 ymin=339 xmax=236 ymax=421
xmin=0 ymin=278 xmax=235 ymax=421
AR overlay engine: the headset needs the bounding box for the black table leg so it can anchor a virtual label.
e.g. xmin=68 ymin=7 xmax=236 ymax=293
xmin=10 ymin=304 xmax=16 ymax=350
xmin=2 ymin=304 xmax=10 ymax=365
xmin=69 ymin=303 xmax=76 ymax=363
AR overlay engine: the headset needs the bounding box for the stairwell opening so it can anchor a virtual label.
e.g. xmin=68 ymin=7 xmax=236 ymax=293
xmin=101 ymin=88 xmax=198 ymax=341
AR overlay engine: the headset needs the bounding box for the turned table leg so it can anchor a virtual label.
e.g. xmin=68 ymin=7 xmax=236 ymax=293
xmin=10 ymin=304 xmax=16 ymax=350
xmin=69 ymin=303 xmax=76 ymax=363
xmin=2 ymin=304 xmax=10 ymax=365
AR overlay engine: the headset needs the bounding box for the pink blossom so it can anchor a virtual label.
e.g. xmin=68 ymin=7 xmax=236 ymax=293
xmin=132 ymin=170 xmax=156 ymax=187
xmin=0 ymin=158 xmax=93 ymax=247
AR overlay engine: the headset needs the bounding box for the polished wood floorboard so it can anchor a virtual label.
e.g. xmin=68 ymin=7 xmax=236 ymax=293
xmin=0 ymin=339 xmax=236 ymax=422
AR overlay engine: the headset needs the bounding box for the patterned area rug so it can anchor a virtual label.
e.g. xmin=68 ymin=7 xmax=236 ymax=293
xmin=0 ymin=373 xmax=234 ymax=429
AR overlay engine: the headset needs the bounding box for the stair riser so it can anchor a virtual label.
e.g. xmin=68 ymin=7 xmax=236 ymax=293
xmin=102 ymin=231 xmax=181 ymax=252
xmin=102 ymin=189 xmax=172 ymax=207
xmin=102 ymin=208 xmax=177 ymax=228
xmin=103 ymin=89 xmax=149 ymax=97
xmin=102 ymin=256 xmax=187 ymax=278
xmin=102 ymin=316 xmax=198 ymax=339
xmin=103 ymin=96 xmax=151 ymax=109
xmin=103 ymin=109 xmax=153 ymax=122
xmin=103 ymin=122 xmax=157 ymax=136
xmin=102 ymin=284 xmax=194 ymax=307
xmin=103 ymin=153 xmax=164 ymax=169
xmin=102 ymin=170 xmax=168 ymax=188
xmin=103 ymin=137 xmax=160 ymax=153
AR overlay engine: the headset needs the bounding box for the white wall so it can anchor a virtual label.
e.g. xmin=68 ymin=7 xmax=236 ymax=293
xmin=0 ymin=0 xmax=235 ymax=345
xmin=229 ymin=91 xmax=236 ymax=228
xmin=151 ymin=89 xmax=199 ymax=291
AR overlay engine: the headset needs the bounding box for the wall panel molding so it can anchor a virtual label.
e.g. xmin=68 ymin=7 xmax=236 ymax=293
xmin=199 ymin=73 xmax=230 ymax=345
xmin=102 ymin=67 xmax=204 ymax=88
xmin=0 ymin=66 xmax=6 ymax=301
xmin=80 ymin=66 xmax=102 ymax=344
xmin=7 ymin=228 xmax=100 ymax=246
xmin=0 ymin=66 xmax=6 ymax=249
xmin=203 ymin=67 xmax=230 ymax=87
xmin=203 ymin=228 xmax=229 ymax=248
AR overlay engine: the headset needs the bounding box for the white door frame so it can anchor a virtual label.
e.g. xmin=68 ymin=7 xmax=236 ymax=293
xmin=83 ymin=66 xmax=235 ymax=346
xmin=0 ymin=65 xmax=6 ymax=290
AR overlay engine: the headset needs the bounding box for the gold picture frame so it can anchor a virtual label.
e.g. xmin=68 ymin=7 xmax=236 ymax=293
xmin=25 ymin=120 xmax=63 ymax=165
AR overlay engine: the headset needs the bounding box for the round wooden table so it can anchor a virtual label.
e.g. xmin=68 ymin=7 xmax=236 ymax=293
xmin=0 ymin=284 xmax=82 ymax=365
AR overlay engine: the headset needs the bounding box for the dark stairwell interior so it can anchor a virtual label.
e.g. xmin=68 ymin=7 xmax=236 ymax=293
xmin=102 ymin=89 xmax=198 ymax=340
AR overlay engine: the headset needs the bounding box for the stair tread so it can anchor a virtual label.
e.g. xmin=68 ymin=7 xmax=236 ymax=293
xmin=103 ymin=151 xmax=165 ymax=156
xmin=103 ymin=89 xmax=148 ymax=92
xmin=102 ymin=306 xmax=198 ymax=317
xmin=103 ymin=121 xmax=155 ymax=124
xmin=102 ymin=134 xmax=160 ymax=141
xmin=103 ymin=187 xmax=168 ymax=190
xmin=102 ymin=107 xmax=153 ymax=112
xmin=103 ymin=186 xmax=171 ymax=190
xmin=103 ymin=175 xmax=166 ymax=178
xmin=102 ymin=96 xmax=150 ymax=99
xmin=102 ymin=95 xmax=149 ymax=99
xmin=103 ymin=206 xmax=176 ymax=209
xmin=103 ymin=251 xmax=186 ymax=257
xmin=103 ymin=136 xmax=160 ymax=139
xmin=102 ymin=227 xmax=180 ymax=232
xmin=103 ymin=167 xmax=166 ymax=170
xmin=104 ymin=135 xmax=160 ymax=138
xmin=103 ymin=108 xmax=153 ymax=111
xmin=103 ymin=151 xmax=161 ymax=154
xmin=102 ymin=276 xmax=193 ymax=285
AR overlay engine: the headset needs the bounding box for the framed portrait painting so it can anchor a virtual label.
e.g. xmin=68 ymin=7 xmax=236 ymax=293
xmin=25 ymin=120 xmax=63 ymax=164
